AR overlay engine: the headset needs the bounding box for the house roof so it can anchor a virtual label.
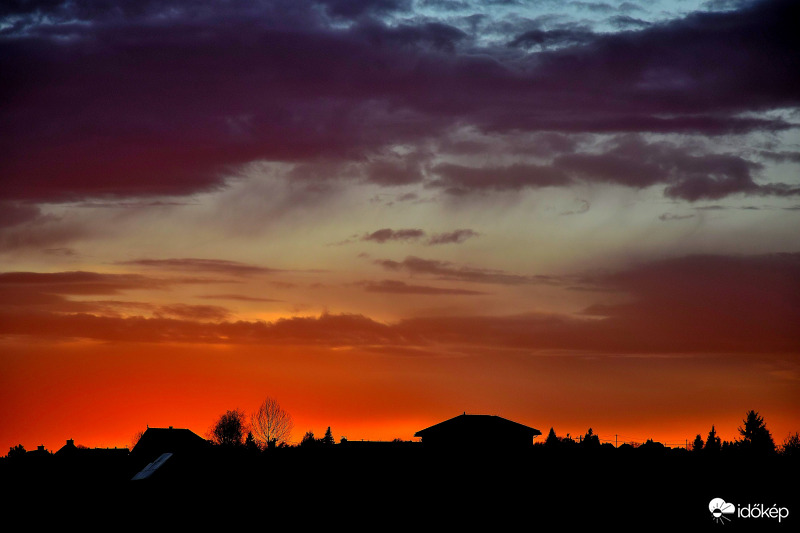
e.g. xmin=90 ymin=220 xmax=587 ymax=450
xmin=414 ymin=413 xmax=541 ymax=439
xmin=54 ymin=439 xmax=129 ymax=457
xmin=131 ymin=427 xmax=209 ymax=460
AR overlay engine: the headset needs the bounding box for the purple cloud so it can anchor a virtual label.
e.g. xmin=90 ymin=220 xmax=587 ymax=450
xmin=1 ymin=0 xmax=797 ymax=204
xmin=362 ymin=229 xmax=425 ymax=243
xmin=117 ymin=258 xmax=281 ymax=276
xmin=427 ymin=229 xmax=479 ymax=245
xmin=375 ymin=256 xmax=562 ymax=285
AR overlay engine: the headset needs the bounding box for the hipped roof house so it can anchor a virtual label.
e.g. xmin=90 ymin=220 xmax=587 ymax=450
xmin=415 ymin=413 xmax=541 ymax=449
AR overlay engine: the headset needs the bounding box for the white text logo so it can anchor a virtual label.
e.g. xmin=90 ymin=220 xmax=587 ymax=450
xmin=709 ymin=497 xmax=790 ymax=525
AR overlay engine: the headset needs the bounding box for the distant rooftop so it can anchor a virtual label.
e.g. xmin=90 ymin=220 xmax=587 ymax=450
xmin=415 ymin=413 xmax=541 ymax=447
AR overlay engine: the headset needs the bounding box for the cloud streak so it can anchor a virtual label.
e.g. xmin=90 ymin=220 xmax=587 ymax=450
xmin=375 ymin=256 xmax=569 ymax=285
xmin=357 ymin=279 xmax=487 ymax=295
xmin=117 ymin=258 xmax=281 ymax=276
xmin=359 ymin=228 xmax=479 ymax=245
xmin=2 ymin=253 xmax=796 ymax=353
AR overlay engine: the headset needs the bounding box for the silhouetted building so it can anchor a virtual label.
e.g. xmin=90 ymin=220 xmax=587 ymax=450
xmin=414 ymin=413 xmax=541 ymax=449
xmin=130 ymin=427 xmax=209 ymax=462
xmin=27 ymin=445 xmax=52 ymax=459
xmin=338 ymin=439 xmax=421 ymax=450
xmin=48 ymin=439 xmax=130 ymax=484
xmin=55 ymin=439 xmax=129 ymax=459
xmin=129 ymin=426 xmax=210 ymax=481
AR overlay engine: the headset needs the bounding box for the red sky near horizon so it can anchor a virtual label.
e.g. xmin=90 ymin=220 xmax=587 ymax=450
xmin=1 ymin=0 xmax=799 ymax=455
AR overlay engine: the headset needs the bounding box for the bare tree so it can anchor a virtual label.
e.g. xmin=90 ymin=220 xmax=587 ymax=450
xmin=252 ymin=397 xmax=294 ymax=448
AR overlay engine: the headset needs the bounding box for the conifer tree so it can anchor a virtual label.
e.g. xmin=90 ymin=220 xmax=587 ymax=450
xmin=738 ymin=410 xmax=775 ymax=455
xmin=545 ymin=427 xmax=559 ymax=447
xmin=705 ymin=425 xmax=721 ymax=453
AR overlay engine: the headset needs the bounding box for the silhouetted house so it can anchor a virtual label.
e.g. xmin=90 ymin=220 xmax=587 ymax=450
xmin=27 ymin=445 xmax=52 ymax=459
xmin=130 ymin=427 xmax=210 ymax=480
xmin=54 ymin=439 xmax=129 ymax=460
xmin=50 ymin=439 xmax=130 ymax=483
xmin=415 ymin=413 xmax=541 ymax=449
xmin=131 ymin=427 xmax=209 ymax=462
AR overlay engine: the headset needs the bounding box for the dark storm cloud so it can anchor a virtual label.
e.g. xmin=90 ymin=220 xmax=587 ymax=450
xmin=2 ymin=0 xmax=798 ymax=203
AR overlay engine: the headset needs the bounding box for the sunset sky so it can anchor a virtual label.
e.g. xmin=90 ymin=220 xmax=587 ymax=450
xmin=1 ymin=0 xmax=798 ymax=454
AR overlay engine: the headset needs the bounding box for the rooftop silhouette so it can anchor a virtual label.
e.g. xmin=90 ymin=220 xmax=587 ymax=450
xmin=414 ymin=412 xmax=541 ymax=448
xmin=2 ymin=410 xmax=796 ymax=529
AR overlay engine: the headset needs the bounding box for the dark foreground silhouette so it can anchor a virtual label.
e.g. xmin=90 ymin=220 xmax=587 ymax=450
xmin=2 ymin=441 xmax=796 ymax=529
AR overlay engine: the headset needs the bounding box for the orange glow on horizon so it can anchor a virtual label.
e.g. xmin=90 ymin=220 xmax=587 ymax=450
xmin=2 ymin=337 xmax=797 ymax=456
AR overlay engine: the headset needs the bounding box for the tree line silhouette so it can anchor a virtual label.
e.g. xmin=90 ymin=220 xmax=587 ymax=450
xmin=5 ymin=403 xmax=799 ymax=459
xmin=2 ymin=402 xmax=796 ymax=529
xmin=536 ymin=410 xmax=798 ymax=458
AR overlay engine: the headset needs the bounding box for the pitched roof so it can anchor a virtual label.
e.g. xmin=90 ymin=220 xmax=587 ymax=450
xmin=414 ymin=413 xmax=541 ymax=439
xmin=54 ymin=439 xmax=129 ymax=457
xmin=131 ymin=427 xmax=209 ymax=460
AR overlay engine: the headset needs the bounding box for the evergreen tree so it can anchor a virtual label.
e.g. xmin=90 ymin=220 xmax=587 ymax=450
xmin=321 ymin=426 xmax=335 ymax=446
xmin=705 ymin=425 xmax=721 ymax=453
xmin=545 ymin=427 xmax=560 ymax=447
xmin=582 ymin=428 xmax=600 ymax=448
xmin=300 ymin=430 xmax=317 ymax=448
xmin=245 ymin=431 xmax=259 ymax=452
xmin=781 ymin=432 xmax=800 ymax=458
xmin=692 ymin=434 xmax=704 ymax=452
xmin=738 ymin=410 xmax=775 ymax=455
